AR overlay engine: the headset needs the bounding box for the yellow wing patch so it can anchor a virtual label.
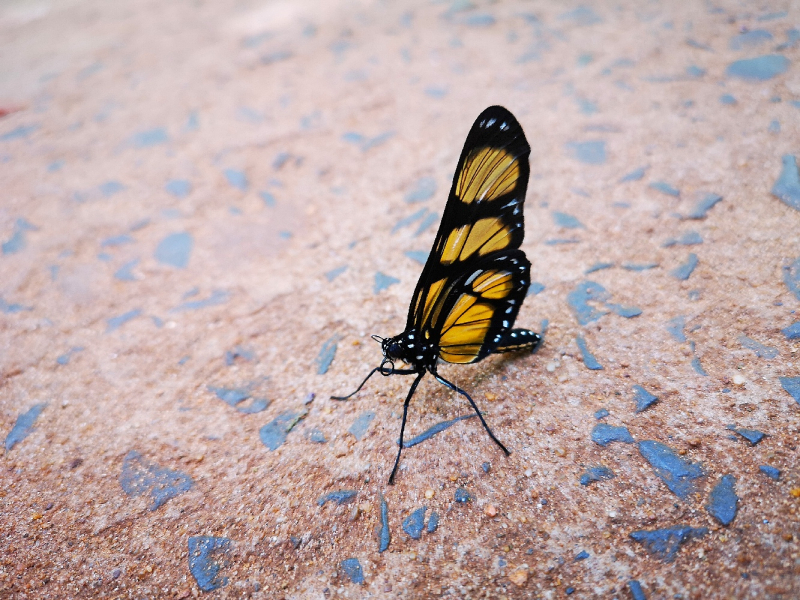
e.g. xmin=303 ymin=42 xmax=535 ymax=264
xmin=455 ymin=147 xmax=519 ymax=205
xmin=471 ymin=270 xmax=514 ymax=299
xmin=438 ymin=294 xmax=495 ymax=363
xmin=440 ymin=218 xmax=513 ymax=266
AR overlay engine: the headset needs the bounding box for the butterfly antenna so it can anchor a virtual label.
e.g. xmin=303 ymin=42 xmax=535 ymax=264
xmin=331 ymin=366 xmax=382 ymax=401
xmin=371 ymin=334 xmax=385 ymax=344
xmin=433 ymin=372 xmax=510 ymax=456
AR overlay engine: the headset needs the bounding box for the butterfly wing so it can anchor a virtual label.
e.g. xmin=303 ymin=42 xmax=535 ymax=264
xmin=406 ymin=106 xmax=532 ymax=362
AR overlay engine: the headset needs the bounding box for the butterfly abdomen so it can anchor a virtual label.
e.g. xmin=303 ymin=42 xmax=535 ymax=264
xmin=492 ymin=328 xmax=542 ymax=354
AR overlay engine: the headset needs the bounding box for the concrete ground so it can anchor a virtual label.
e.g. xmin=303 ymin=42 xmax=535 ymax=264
xmin=1 ymin=0 xmax=799 ymax=598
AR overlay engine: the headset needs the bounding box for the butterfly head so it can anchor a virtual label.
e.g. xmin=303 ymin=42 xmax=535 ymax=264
xmin=377 ymin=329 xmax=435 ymax=370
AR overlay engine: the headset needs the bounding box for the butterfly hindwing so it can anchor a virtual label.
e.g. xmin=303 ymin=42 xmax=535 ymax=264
xmin=406 ymin=106 xmax=532 ymax=364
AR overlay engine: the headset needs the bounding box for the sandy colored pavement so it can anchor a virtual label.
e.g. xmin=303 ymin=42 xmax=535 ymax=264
xmin=1 ymin=0 xmax=799 ymax=598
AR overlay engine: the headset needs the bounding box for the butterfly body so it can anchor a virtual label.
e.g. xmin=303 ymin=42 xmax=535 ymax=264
xmin=333 ymin=106 xmax=542 ymax=483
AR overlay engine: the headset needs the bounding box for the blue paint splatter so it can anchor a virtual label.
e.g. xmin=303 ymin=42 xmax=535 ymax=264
xmin=575 ymin=550 xmax=590 ymax=561
xmin=594 ymin=408 xmax=609 ymax=420
xmin=404 ymin=250 xmax=428 ymax=265
xmin=727 ymin=426 xmax=765 ymax=446
xmin=684 ymin=193 xmax=722 ymax=219
xmin=738 ymin=335 xmax=778 ymax=359
xmin=619 ymin=166 xmax=647 ymax=182
xmin=392 ymin=208 xmax=427 ymax=233
xmin=172 ymin=290 xmax=229 ymax=312
xmin=769 ymin=120 xmax=781 ymax=133
xmin=114 ymin=259 xmax=139 ymax=281
xmin=552 ymin=211 xmax=584 ymax=229
xmin=649 ymin=181 xmax=680 ymax=197
xmin=706 ymin=475 xmax=738 ymax=526
xmin=155 ymin=232 xmax=193 ymax=268
xmin=402 ymin=414 xmax=477 ymax=448
xmin=342 ymin=131 xmax=395 ymax=151
xmin=527 ymin=282 xmax=545 ymax=295
xmin=780 ymin=377 xmax=800 ymax=404
xmin=405 ymin=177 xmax=437 ymax=203
xmin=99 ymin=181 xmax=124 ymax=197
xmin=4 ymin=403 xmax=47 ymax=451
xmin=579 ymin=466 xmax=615 ymax=486
xmin=454 ymin=487 xmax=471 ymax=503
xmin=663 ymin=231 xmax=702 ymax=247
xmin=374 ymin=272 xmax=400 ymax=294
xmin=101 ymin=234 xmax=133 ymax=247
xmin=188 ymin=536 xmax=231 ymax=592
xmin=671 ymin=253 xmax=698 ymax=280
xmin=107 ymin=308 xmax=142 ymax=332
xmin=565 ymin=140 xmax=606 ymax=164
xmin=2 ymin=218 xmax=37 ymax=254
xmin=784 ymin=257 xmax=800 ymax=300
xmin=462 ymin=13 xmax=495 ymax=27
xmin=782 ymin=322 xmax=800 ymax=339
xmin=0 ymin=124 xmax=39 ymax=141
xmin=622 ymin=262 xmax=658 ymax=271
xmin=348 ymin=411 xmax=375 ymax=441
xmin=260 ymin=190 xmax=276 ymax=206
xmin=585 ymin=262 xmax=613 ymax=274
xmin=56 ymin=347 xmax=84 ymax=365
xmin=544 ymin=238 xmax=580 ymax=245
xmin=308 ymin=428 xmax=326 ymax=443
xmin=415 ymin=212 xmax=439 ymax=236
xmin=340 ymin=558 xmax=364 ymax=584
xmin=628 ymin=580 xmax=647 ymax=600
xmin=223 ymin=168 xmax=248 ymax=191
xmin=316 ymin=336 xmax=338 ymax=374
xmin=629 ymin=525 xmax=707 ymax=562
xmin=427 ymin=510 xmax=439 ymax=533
xmin=259 ymin=410 xmax=307 ymax=450
xmin=666 ymin=316 xmax=686 ymax=342
xmin=165 ymin=179 xmax=191 ymax=198
xmin=638 ymin=440 xmax=703 ymax=499
xmin=576 ymin=335 xmax=603 ymax=370
xmin=632 ymin=385 xmax=658 ymax=413
xmin=719 ymin=94 xmax=736 ymax=105
xmin=403 ymin=507 xmax=426 ymax=539
xmin=424 ymin=86 xmax=449 ymax=98
xmin=325 ymin=265 xmax=348 ymax=281
xmin=130 ymin=128 xmax=168 ymax=148
xmin=379 ymin=494 xmax=390 ymax=552
xmin=759 ymin=465 xmax=780 ymax=480
xmin=317 ymin=490 xmax=358 ymax=506
xmin=559 ymin=6 xmax=602 ymax=25
xmin=729 ymin=30 xmax=773 ymax=50
xmin=224 ymin=346 xmax=255 ymax=365
xmin=119 ymin=450 xmax=193 ymax=510
xmin=0 ymin=297 xmax=33 ymax=313
xmin=726 ymin=55 xmax=790 ymax=81
xmin=567 ymin=281 xmax=609 ymax=325
xmin=591 ymin=424 xmax=634 ymax=446
xmin=686 ymin=65 xmax=705 ymax=78
xmin=606 ymin=304 xmax=642 ymax=318
xmin=771 ymin=155 xmax=800 ymax=211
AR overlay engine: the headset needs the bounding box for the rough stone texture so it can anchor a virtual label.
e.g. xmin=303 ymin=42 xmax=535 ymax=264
xmin=1 ymin=0 xmax=799 ymax=598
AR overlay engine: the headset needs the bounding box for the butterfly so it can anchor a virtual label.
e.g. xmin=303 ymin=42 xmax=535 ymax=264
xmin=333 ymin=106 xmax=541 ymax=484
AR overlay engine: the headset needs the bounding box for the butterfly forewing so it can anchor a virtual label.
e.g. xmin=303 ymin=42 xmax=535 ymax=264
xmin=406 ymin=105 xmax=532 ymax=364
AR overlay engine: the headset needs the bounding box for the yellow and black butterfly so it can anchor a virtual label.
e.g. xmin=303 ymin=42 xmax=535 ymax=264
xmin=333 ymin=106 xmax=541 ymax=484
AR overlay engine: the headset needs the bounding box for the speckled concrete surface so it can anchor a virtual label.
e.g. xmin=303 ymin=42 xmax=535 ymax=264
xmin=1 ymin=0 xmax=799 ymax=598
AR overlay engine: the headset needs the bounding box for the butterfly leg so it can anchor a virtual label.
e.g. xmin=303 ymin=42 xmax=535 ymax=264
xmin=388 ymin=371 xmax=425 ymax=485
xmin=331 ymin=366 xmax=417 ymax=400
xmin=433 ymin=372 xmax=511 ymax=457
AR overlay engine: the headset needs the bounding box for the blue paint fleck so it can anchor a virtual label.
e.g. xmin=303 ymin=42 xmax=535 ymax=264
xmin=405 ymin=177 xmax=436 ymax=203
xmin=719 ymin=94 xmax=737 ymax=105
xmin=317 ymin=490 xmax=358 ymax=506
xmin=565 ymin=140 xmax=606 ymax=165
xmin=559 ymin=6 xmax=602 ymax=26
xmin=638 ymin=440 xmax=703 ymax=499
xmin=606 ymin=304 xmax=642 ymax=318
xmin=340 ymin=558 xmax=364 ymax=584
xmin=619 ymin=166 xmax=647 ymax=182
xmin=567 ymin=281 xmax=609 ymax=325
xmin=260 ymin=190 xmax=276 ymax=206
xmin=769 ymin=120 xmax=780 ymax=133
xmin=729 ymin=30 xmax=773 ymax=50
xmin=56 ymin=347 xmax=83 ymax=366
xmin=165 ymin=179 xmax=191 ymax=198
xmin=316 ymin=335 xmax=338 ymax=374
xmin=130 ymin=128 xmax=168 ymax=148
xmin=403 ymin=414 xmax=477 ymax=448
xmin=728 ymin=426 xmax=765 ymax=445
xmin=415 ymin=212 xmax=439 ymax=236
xmin=114 ymin=259 xmax=139 ymax=281
xmin=663 ymin=231 xmax=702 ymax=247
xmin=374 ymin=272 xmax=400 ymax=294
xmin=706 ymin=475 xmax=738 ymax=526
xmin=463 ymin=13 xmax=495 ymax=27
xmin=622 ymin=262 xmax=658 ymax=271
xmin=379 ymin=494 xmax=390 ymax=552
xmin=691 ymin=356 xmax=708 ymax=376
xmin=403 ymin=507 xmax=426 ymax=539
xmin=99 ymin=181 xmax=124 ymax=197
xmin=594 ymin=408 xmax=609 ymax=420
xmin=666 ymin=316 xmax=686 ymax=342
xmin=106 ymin=308 xmax=142 ymax=332
xmin=632 ymin=385 xmax=658 ymax=413
xmin=771 ymin=155 xmax=800 ymax=211
xmin=223 ymin=168 xmax=248 ymax=191
xmin=759 ymin=465 xmax=780 ymax=480
xmin=782 ymin=322 xmax=800 ymax=339
xmin=427 ymin=510 xmax=439 ymax=533
xmin=2 ymin=218 xmax=37 ymax=254
xmin=4 ymin=403 xmax=47 ymax=451
xmin=1 ymin=124 xmax=39 ymax=142
xmin=308 ymin=428 xmax=326 ymax=443
xmin=552 ymin=211 xmax=584 ymax=229
xmin=686 ymin=65 xmax=705 ymax=78
xmin=101 ymin=234 xmax=133 ymax=247
xmin=575 ymin=550 xmax=590 ymax=561
xmin=671 ymin=253 xmax=698 ymax=280
xmin=259 ymin=410 xmax=307 ymax=450
xmin=738 ymin=335 xmax=778 ymax=359
xmin=188 ymin=536 xmax=230 ymax=592
xmin=119 ymin=450 xmax=193 ymax=510
xmin=224 ymin=346 xmax=255 ymax=365
xmin=405 ymin=250 xmax=428 ymax=265
xmin=649 ymin=181 xmax=680 ymax=197
xmin=155 ymin=232 xmax=193 ymax=268
xmin=424 ymin=86 xmax=449 ymax=98
xmin=172 ymin=290 xmax=229 ymax=312
xmin=629 ymin=525 xmax=707 ymax=562
xmin=726 ymin=55 xmax=790 ymax=81
xmin=685 ymin=193 xmax=723 ymax=219
xmin=454 ymin=487 xmax=471 ymax=503
xmin=576 ymin=335 xmax=603 ymax=370
xmin=544 ymin=238 xmax=580 ymax=245
xmin=392 ymin=208 xmax=427 ymax=233
xmin=527 ymin=282 xmax=545 ymax=296
xmin=342 ymin=131 xmax=395 ymax=151
xmin=628 ymin=580 xmax=648 ymax=600
xmin=585 ymin=262 xmax=613 ymax=274
xmin=348 ymin=411 xmax=374 ymax=441
xmin=784 ymin=257 xmax=800 ymax=300
xmin=0 ymin=297 xmax=33 ymax=313
xmin=579 ymin=466 xmax=615 ymax=486
xmin=325 ymin=265 xmax=348 ymax=281
xmin=591 ymin=424 xmax=634 ymax=446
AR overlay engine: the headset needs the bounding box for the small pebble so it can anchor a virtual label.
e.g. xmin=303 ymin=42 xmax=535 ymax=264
xmin=484 ymin=504 xmax=498 ymax=517
xmin=508 ymin=568 xmax=528 ymax=586
xmin=425 ymin=489 xmax=435 ymax=499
